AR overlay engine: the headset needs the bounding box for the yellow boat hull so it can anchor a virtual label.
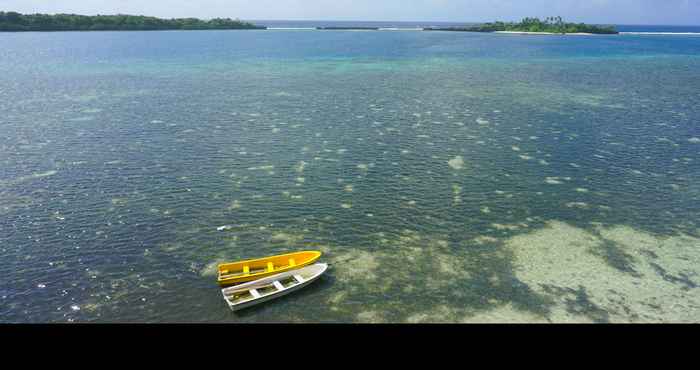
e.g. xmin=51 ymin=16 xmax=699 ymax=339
xmin=217 ymin=251 xmax=321 ymax=287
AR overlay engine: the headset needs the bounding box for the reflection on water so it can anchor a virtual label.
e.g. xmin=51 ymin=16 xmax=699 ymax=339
xmin=0 ymin=30 xmax=699 ymax=322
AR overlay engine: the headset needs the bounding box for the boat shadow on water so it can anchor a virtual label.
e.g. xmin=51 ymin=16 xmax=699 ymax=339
xmin=229 ymin=272 xmax=337 ymax=318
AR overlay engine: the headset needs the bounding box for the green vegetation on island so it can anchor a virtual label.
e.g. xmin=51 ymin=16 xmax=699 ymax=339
xmin=0 ymin=11 xmax=266 ymax=31
xmin=425 ymin=17 xmax=618 ymax=34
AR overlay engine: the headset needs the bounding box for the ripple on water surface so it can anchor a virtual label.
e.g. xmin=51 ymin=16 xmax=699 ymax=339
xmin=1 ymin=31 xmax=699 ymax=322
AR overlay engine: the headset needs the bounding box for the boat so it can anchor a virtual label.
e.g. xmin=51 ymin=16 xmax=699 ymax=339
xmin=217 ymin=250 xmax=321 ymax=287
xmin=221 ymin=263 xmax=328 ymax=311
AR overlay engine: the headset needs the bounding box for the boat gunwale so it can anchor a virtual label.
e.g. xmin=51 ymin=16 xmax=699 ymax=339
xmin=222 ymin=263 xmax=328 ymax=294
xmin=217 ymin=251 xmax=322 ymax=285
xmin=217 ymin=250 xmax=321 ymax=271
xmin=221 ymin=263 xmax=328 ymax=310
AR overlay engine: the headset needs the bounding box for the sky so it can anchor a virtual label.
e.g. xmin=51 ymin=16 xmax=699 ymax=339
xmin=1 ymin=0 xmax=699 ymax=25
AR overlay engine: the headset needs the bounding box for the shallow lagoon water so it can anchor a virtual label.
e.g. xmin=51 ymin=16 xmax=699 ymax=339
xmin=1 ymin=30 xmax=699 ymax=322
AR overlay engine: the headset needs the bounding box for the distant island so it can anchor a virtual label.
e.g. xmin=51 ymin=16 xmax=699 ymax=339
xmin=0 ymin=12 xmax=618 ymax=35
xmin=0 ymin=11 xmax=266 ymax=31
xmin=425 ymin=17 xmax=618 ymax=35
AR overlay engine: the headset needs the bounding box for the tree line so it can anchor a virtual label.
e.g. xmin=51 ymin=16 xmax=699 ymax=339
xmin=464 ymin=17 xmax=618 ymax=34
xmin=0 ymin=11 xmax=266 ymax=31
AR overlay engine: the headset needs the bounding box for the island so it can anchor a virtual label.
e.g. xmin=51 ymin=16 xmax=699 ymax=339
xmin=0 ymin=12 xmax=618 ymax=35
xmin=0 ymin=11 xmax=266 ymax=31
xmin=425 ymin=17 xmax=618 ymax=35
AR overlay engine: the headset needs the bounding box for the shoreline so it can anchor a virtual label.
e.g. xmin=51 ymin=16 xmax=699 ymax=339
xmin=494 ymin=31 xmax=595 ymax=35
xmin=5 ymin=28 xmax=696 ymax=36
xmin=4 ymin=27 xmax=697 ymax=36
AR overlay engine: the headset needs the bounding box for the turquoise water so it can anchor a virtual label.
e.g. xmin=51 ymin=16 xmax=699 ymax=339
xmin=1 ymin=30 xmax=699 ymax=323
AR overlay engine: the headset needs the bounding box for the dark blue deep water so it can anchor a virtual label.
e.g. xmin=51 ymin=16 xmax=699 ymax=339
xmin=1 ymin=28 xmax=699 ymax=322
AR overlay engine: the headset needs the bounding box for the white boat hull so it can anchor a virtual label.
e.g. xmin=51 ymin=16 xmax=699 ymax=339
xmin=221 ymin=263 xmax=328 ymax=312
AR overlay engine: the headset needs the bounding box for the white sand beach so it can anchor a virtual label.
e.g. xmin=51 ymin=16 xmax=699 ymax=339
xmin=495 ymin=31 xmax=595 ymax=35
